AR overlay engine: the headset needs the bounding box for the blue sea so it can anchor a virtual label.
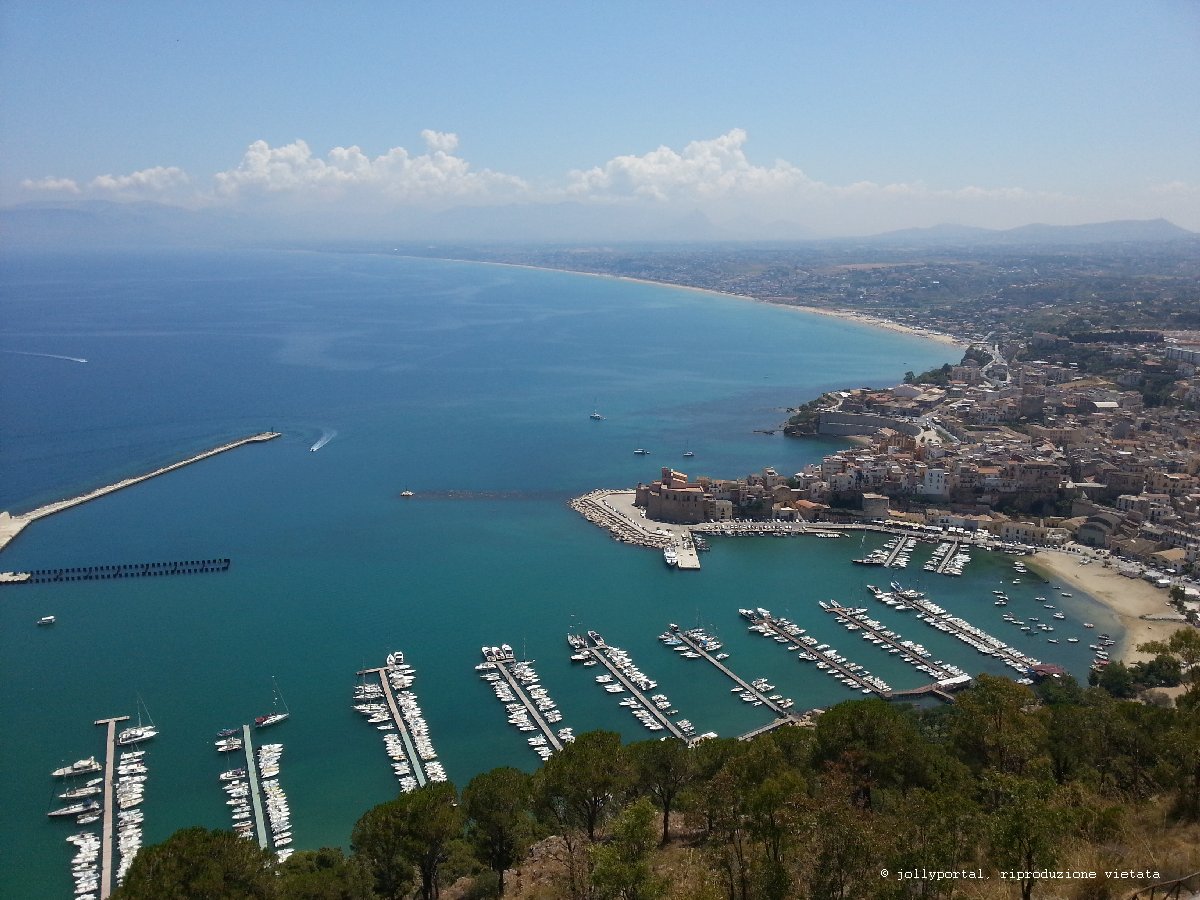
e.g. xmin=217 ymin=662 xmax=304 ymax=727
xmin=0 ymin=250 xmax=1121 ymax=897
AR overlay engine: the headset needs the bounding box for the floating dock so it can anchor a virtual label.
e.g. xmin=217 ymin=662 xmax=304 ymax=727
xmin=868 ymin=585 xmax=1040 ymax=674
xmin=741 ymin=608 xmax=891 ymax=697
xmin=573 ymin=632 xmax=687 ymax=740
xmin=667 ymin=625 xmax=793 ymax=716
xmin=0 ymin=432 xmax=280 ymax=554
xmin=479 ymin=646 xmax=564 ymax=756
xmin=93 ymin=715 xmax=129 ymax=900
xmin=358 ymin=666 xmax=428 ymax=787
xmin=819 ymin=602 xmax=964 ymax=682
xmin=241 ymin=726 xmax=269 ymax=849
xmin=4 ymin=557 xmax=230 ymax=585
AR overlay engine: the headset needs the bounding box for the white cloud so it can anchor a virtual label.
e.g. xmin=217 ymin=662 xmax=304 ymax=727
xmin=20 ymin=176 xmax=81 ymax=194
xmin=213 ymin=135 xmax=526 ymax=204
xmin=89 ymin=166 xmax=190 ymax=195
xmin=566 ymin=128 xmax=812 ymax=200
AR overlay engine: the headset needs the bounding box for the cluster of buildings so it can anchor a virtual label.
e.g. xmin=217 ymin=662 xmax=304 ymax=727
xmin=636 ymin=337 xmax=1200 ymax=580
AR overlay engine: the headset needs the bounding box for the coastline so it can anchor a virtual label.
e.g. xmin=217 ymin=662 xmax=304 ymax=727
xmin=403 ymin=255 xmax=967 ymax=349
xmin=1026 ymin=550 xmax=1191 ymax=665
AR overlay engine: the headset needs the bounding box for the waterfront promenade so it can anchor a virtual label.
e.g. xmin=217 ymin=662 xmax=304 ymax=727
xmin=0 ymin=432 xmax=280 ymax=555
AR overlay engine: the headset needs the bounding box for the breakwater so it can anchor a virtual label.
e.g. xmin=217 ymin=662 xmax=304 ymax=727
xmin=0 ymin=432 xmax=280 ymax=554
xmin=4 ymin=558 xmax=230 ymax=586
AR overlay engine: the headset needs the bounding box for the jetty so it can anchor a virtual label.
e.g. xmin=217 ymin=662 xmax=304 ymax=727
xmin=667 ymin=625 xmax=793 ymax=716
xmin=241 ymin=726 xmax=269 ymax=849
xmin=743 ymin=607 xmax=888 ymax=696
xmin=358 ymin=665 xmax=427 ymax=787
xmin=93 ymin=714 xmax=129 ymax=900
xmin=479 ymin=646 xmax=565 ymax=756
xmin=868 ymin=584 xmax=1041 ymax=674
xmin=3 ymin=557 xmax=230 ymax=586
xmin=818 ymin=602 xmax=965 ymax=682
xmin=573 ymin=632 xmax=686 ymax=740
xmin=569 ymin=490 xmax=700 ymax=569
xmin=0 ymin=432 xmax=280 ymax=554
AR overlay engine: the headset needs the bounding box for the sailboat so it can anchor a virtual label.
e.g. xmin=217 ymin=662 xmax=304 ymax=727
xmin=254 ymin=677 xmax=290 ymax=729
xmin=117 ymin=695 xmax=158 ymax=745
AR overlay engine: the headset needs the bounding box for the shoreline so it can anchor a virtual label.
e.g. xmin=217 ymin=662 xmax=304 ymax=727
xmin=404 ymin=255 xmax=967 ymax=349
xmin=1026 ymin=550 xmax=1192 ymax=665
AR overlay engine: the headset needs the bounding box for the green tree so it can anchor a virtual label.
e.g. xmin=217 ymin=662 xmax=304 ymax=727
xmin=985 ymin=775 xmax=1067 ymax=900
xmin=627 ymin=738 xmax=696 ymax=845
xmin=951 ymin=675 xmax=1046 ymax=775
xmin=403 ymin=781 xmax=463 ymax=900
xmin=537 ymin=730 xmax=630 ymax=841
xmin=351 ymin=797 xmax=417 ymax=900
xmin=813 ymin=699 xmax=930 ymax=806
xmin=462 ymin=767 xmax=536 ymax=895
xmin=113 ymin=826 xmax=276 ymax=900
xmin=590 ymin=798 xmax=665 ymax=900
xmin=276 ymin=848 xmax=374 ymax=900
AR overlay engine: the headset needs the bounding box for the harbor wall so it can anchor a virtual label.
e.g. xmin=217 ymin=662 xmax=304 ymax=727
xmin=817 ymin=412 xmax=923 ymax=437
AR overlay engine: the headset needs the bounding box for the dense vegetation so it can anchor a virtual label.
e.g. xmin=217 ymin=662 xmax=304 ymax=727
xmin=115 ymin=633 xmax=1200 ymax=900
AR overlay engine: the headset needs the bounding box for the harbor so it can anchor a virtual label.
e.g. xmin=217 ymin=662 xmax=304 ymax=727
xmin=0 ymin=431 xmax=280 ymax=555
xmin=571 ymin=631 xmax=690 ymax=740
xmin=478 ymin=645 xmax=568 ymax=759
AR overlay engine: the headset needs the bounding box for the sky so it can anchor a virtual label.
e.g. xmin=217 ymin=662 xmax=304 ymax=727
xmin=2 ymin=1 xmax=1198 ymax=239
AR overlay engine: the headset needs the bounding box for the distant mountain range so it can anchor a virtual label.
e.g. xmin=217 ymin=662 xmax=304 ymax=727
xmin=0 ymin=199 xmax=1195 ymax=249
xmin=864 ymin=218 xmax=1196 ymax=246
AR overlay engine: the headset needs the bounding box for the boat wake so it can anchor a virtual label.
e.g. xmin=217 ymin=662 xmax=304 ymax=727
xmin=1 ymin=350 xmax=88 ymax=363
xmin=310 ymin=429 xmax=337 ymax=452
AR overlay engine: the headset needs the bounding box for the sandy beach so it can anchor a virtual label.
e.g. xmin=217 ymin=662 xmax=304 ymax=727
xmin=1027 ymin=550 xmax=1192 ymax=664
xmin=413 ymin=256 xmax=967 ymax=350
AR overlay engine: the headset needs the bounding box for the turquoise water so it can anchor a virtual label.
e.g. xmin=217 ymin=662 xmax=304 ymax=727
xmin=0 ymin=251 xmax=1117 ymax=897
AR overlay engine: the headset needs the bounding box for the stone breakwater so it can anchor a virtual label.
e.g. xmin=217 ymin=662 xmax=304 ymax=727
xmin=569 ymin=490 xmax=672 ymax=550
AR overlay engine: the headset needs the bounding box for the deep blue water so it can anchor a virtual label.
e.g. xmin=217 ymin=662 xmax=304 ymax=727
xmin=0 ymin=250 xmax=1116 ymax=898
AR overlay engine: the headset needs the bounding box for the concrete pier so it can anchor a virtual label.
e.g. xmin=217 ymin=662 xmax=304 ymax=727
xmin=934 ymin=541 xmax=962 ymax=574
xmin=670 ymin=627 xmax=791 ymax=716
xmin=819 ymin=603 xmax=960 ymax=681
xmin=580 ymin=638 xmax=686 ymax=740
xmin=241 ymin=726 xmax=269 ymax=850
xmin=490 ymin=657 xmax=564 ymax=752
xmin=93 ymin=715 xmax=129 ymax=900
xmin=359 ymin=667 xmax=427 ymax=786
xmin=0 ymin=432 xmax=280 ymax=555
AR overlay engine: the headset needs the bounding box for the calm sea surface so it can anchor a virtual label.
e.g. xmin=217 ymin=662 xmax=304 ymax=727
xmin=0 ymin=250 xmax=1119 ymax=897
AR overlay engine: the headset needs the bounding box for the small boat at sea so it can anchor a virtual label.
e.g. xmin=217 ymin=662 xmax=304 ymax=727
xmin=37 ymin=615 xmax=56 ymax=626
xmin=633 ymin=448 xmax=650 ymax=455
xmin=255 ymin=677 xmax=290 ymax=729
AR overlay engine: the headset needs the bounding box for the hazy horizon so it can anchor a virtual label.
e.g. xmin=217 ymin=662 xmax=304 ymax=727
xmin=2 ymin=2 xmax=1198 ymax=240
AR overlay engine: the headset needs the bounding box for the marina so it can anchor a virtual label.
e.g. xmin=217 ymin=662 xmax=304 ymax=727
xmin=477 ymin=645 xmax=567 ymax=759
xmin=666 ymin=624 xmax=795 ymax=717
xmin=572 ymin=631 xmax=689 ymax=740
xmin=925 ymin=540 xmax=971 ymax=576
